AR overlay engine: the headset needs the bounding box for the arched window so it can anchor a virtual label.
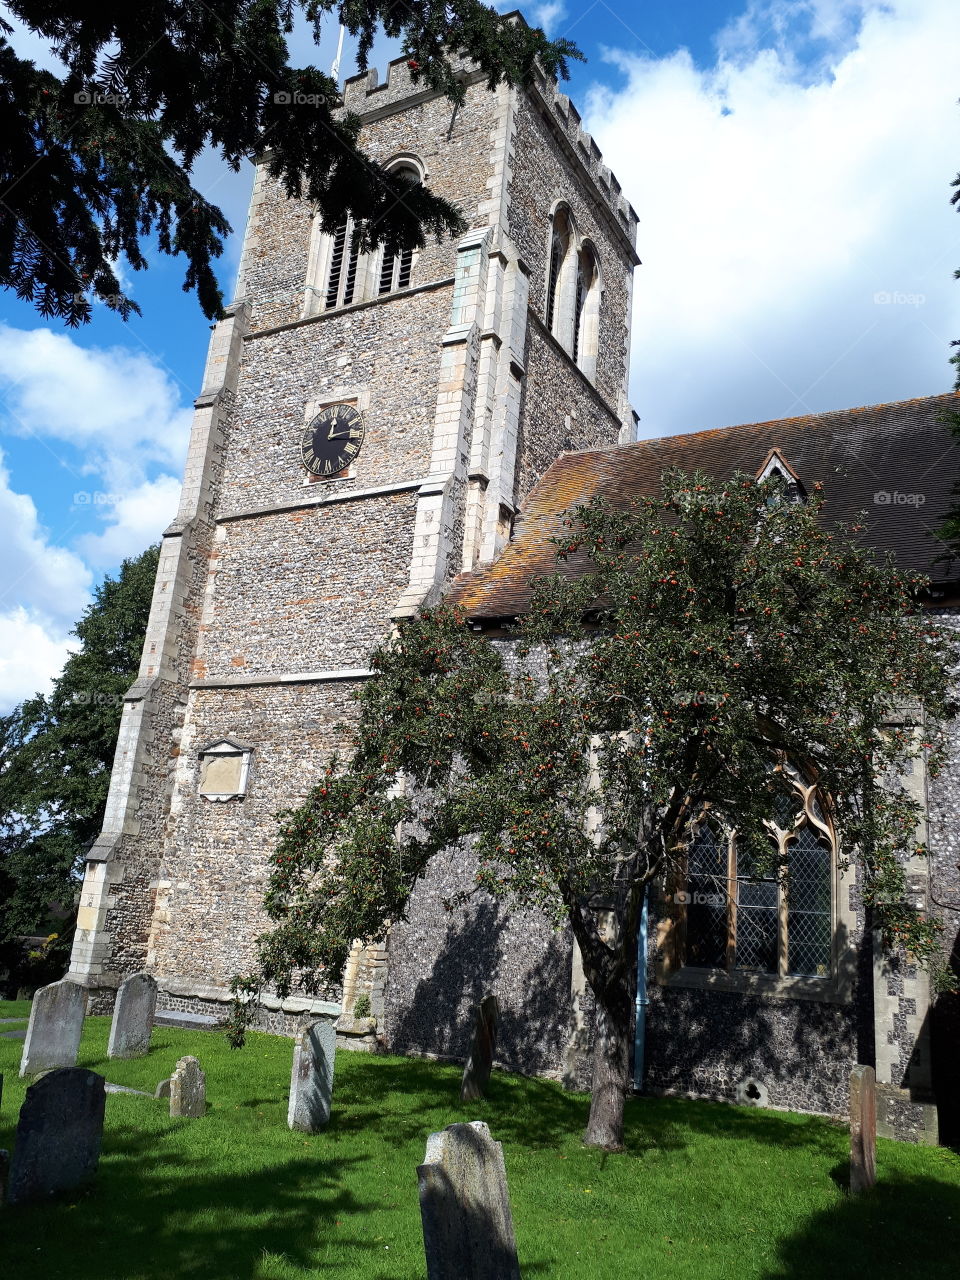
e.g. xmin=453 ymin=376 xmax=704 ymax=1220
xmin=546 ymin=205 xmax=574 ymax=338
xmin=573 ymin=242 xmax=601 ymax=377
xmin=682 ymin=770 xmax=834 ymax=978
xmin=377 ymin=161 xmax=422 ymax=296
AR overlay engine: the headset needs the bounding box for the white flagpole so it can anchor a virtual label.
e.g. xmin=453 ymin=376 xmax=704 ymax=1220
xmin=331 ymin=24 xmax=346 ymax=84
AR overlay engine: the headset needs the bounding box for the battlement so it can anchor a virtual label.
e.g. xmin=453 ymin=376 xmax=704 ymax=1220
xmin=340 ymin=26 xmax=638 ymax=241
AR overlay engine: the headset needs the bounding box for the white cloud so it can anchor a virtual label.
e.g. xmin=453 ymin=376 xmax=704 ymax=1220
xmin=584 ymin=0 xmax=960 ymax=436
xmin=530 ymin=3 xmax=567 ymax=36
xmin=0 ymin=609 xmax=76 ymax=711
xmin=0 ymin=450 xmax=91 ymax=711
xmin=76 ymin=474 xmax=182 ymax=568
xmin=0 ymin=453 xmax=91 ymax=628
xmin=0 ymin=324 xmax=192 ymax=490
xmin=0 ymin=329 xmax=193 ymax=708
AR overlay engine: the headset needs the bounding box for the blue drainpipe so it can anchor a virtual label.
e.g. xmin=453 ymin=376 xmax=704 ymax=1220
xmin=633 ymin=886 xmax=649 ymax=1091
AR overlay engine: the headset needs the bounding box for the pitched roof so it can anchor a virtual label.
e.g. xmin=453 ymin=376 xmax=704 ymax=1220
xmin=448 ymin=392 xmax=960 ymax=619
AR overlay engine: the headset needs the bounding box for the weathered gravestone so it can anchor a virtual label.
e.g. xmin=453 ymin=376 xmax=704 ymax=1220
xmin=155 ymin=1077 xmax=172 ymax=1100
xmin=418 ymin=1121 xmax=521 ymax=1280
xmin=460 ymin=995 xmax=499 ymax=1104
xmin=169 ymin=1055 xmax=206 ymax=1118
xmin=850 ymin=1063 xmax=877 ymax=1193
xmin=107 ymin=972 xmax=158 ymax=1059
xmin=19 ymin=979 xmax=87 ymax=1078
xmin=6 ymin=1068 xmax=105 ymax=1205
xmin=288 ymin=1019 xmax=336 ymax=1132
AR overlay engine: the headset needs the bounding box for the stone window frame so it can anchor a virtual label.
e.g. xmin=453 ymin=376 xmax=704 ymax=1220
xmin=656 ymin=765 xmax=857 ymax=1003
xmin=303 ymin=154 xmax=426 ymax=318
xmin=197 ymin=738 xmax=253 ymax=802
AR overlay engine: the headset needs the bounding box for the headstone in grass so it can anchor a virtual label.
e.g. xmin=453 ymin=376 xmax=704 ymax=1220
xmin=418 ymin=1121 xmax=521 ymax=1280
xmin=288 ymin=1019 xmax=336 ymax=1132
xmin=155 ymin=1077 xmax=172 ymax=1099
xmin=19 ymin=979 xmax=87 ymax=1078
xmin=6 ymin=1068 xmax=105 ymax=1205
xmin=107 ymin=972 xmax=158 ymax=1059
xmin=849 ymin=1064 xmax=877 ymax=1193
xmin=169 ymin=1055 xmax=206 ymax=1118
xmin=460 ymin=995 xmax=499 ymax=1103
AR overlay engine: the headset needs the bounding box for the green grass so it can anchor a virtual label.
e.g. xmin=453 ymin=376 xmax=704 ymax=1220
xmin=2 ymin=1016 xmax=959 ymax=1279
xmin=0 ymin=997 xmax=32 ymax=1020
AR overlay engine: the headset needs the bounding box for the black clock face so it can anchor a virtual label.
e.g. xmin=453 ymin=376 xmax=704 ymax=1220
xmin=301 ymin=403 xmax=365 ymax=477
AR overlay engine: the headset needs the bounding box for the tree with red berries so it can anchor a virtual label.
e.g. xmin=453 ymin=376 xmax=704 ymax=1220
xmin=230 ymin=469 xmax=955 ymax=1149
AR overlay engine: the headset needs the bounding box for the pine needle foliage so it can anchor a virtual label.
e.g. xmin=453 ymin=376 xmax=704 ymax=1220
xmin=0 ymin=2 xmax=580 ymax=324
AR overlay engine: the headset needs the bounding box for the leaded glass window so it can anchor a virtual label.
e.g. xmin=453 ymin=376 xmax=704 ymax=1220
xmin=681 ymin=773 xmax=834 ymax=980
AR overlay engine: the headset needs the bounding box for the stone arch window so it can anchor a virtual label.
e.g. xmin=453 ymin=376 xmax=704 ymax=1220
xmin=545 ymin=203 xmax=576 ymax=344
xmin=377 ymin=158 xmax=424 ymax=296
xmin=681 ymin=767 xmax=835 ymax=979
xmin=573 ymin=241 xmax=602 ymax=379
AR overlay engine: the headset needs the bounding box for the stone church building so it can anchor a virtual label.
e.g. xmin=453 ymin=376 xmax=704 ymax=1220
xmin=67 ymin=44 xmax=960 ymax=1144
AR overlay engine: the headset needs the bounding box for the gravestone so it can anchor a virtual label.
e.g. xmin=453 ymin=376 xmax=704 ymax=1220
xmin=6 ymin=1068 xmax=105 ymax=1205
xmin=169 ymin=1056 xmax=206 ymax=1118
xmin=288 ymin=1019 xmax=336 ymax=1132
xmin=850 ymin=1064 xmax=877 ymax=1193
xmin=107 ymin=972 xmax=158 ymax=1059
xmin=155 ymin=1077 xmax=172 ymax=1100
xmin=460 ymin=995 xmax=499 ymax=1103
xmin=418 ymin=1121 xmax=521 ymax=1280
xmin=19 ymin=979 xmax=87 ymax=1078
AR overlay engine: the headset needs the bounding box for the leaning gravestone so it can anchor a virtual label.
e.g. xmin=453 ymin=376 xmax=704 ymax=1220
xmin=19 ymin=979 xmax=87 ymax=1078
xmin=288 ymin=1019 xmax=336 ymax=1132
xmin=460 ymin=995 xmax=499 ymax=1103
xmin=169 ymin=1055 xmax=206 ymax=1118
xmin=6 ymin=1068 xmax=105 ymax=1205
xmin=418 ymin=1121 xmax=521 ymax=1280
xmin=107 ymin=972 xmax=158 ymax=1059
xmin=850 ymin=1064 xmax=877 ymax=1193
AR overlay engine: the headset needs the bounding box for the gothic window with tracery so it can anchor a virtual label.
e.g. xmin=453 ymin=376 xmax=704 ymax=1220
xmin=681 ymin=772 xmax=834 ymax=978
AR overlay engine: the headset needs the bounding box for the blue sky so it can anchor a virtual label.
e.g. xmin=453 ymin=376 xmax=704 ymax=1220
xmin=0 ymin=0 xmax=958 ymax=708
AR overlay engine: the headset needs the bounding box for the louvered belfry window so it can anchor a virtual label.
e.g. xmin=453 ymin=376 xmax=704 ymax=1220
xmin=682 ymin=773 xmax=833 ymax=979
xmin=325 ymin=219 xmax=361 ymax=309
xmin=546 ymin=208 xmax=572 ymax=335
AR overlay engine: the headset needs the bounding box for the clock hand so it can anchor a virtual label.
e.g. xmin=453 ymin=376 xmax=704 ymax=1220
xmin=326 ymin=430 xmax=357 ymax=440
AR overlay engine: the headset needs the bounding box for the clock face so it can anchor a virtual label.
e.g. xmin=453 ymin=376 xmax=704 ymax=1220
xmin=301 ymin=403 xmax=365 ymax=477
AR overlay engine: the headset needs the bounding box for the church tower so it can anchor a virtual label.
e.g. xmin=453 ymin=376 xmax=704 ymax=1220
xmin=67 ymin=45 xmax=639 ymax=1029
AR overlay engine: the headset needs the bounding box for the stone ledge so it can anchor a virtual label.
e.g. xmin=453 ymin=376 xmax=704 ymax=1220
xmin=189 ymin=667 xmax=375 ymax=690
xmin=217 ymin=476 xmax=426 ymax=524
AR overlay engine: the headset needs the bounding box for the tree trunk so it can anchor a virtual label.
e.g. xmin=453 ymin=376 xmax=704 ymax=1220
xmin=583 ymin=987 xmax=633 ymax=1149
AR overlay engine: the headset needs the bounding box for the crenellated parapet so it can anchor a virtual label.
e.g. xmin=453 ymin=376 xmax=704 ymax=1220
xmin=339 ymin=16 xmax=638 ymax=243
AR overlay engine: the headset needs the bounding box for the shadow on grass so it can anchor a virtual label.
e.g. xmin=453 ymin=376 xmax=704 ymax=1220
xmin=3 ymin=1124 xmax=378 ymax=1280
xmin=762 ymin=1174 xmax=960 ymax=1279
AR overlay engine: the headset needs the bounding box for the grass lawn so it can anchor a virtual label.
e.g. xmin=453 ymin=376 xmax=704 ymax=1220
xmin=2 ymin=1015 xmax=959 ymax=1279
